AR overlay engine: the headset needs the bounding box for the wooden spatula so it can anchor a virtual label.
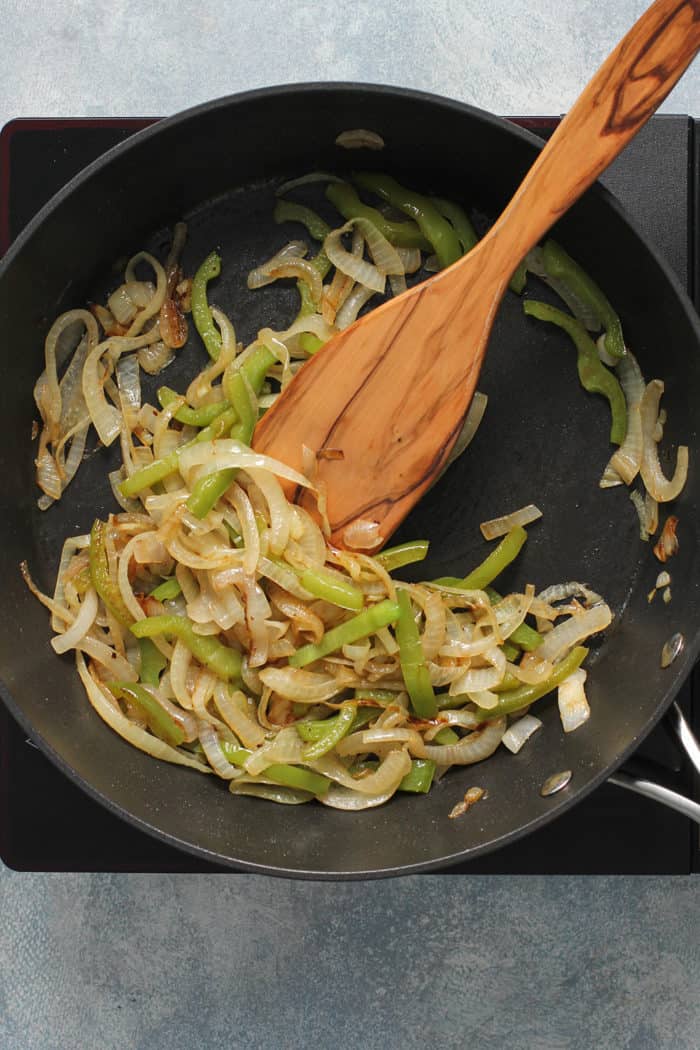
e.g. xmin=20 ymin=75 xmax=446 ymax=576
xmin=254 ymin=0 xmax=700 ymax=551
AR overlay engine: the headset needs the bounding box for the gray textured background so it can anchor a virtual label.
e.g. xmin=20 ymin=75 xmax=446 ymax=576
xmin=2 ymin=2 xmax=700 ymax=1047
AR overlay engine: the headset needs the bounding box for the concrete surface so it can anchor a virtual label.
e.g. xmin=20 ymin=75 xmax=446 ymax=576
xmin=2 ymin=1 xmax=700 ymax=1047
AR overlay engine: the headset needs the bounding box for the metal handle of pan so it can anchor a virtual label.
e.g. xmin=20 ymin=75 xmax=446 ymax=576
xmin=608 ymin=701 xmax=700 ymax=824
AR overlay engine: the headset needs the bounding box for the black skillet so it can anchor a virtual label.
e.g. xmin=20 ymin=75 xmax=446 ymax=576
xmin=1 ymin=85 xmax=699 ymax=878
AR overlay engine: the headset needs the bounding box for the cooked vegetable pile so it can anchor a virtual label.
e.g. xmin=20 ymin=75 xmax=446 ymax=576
xmin=26 ymin=166 xmax=687 ymax=810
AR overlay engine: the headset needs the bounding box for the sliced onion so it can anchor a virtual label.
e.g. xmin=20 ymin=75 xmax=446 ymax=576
xmin=557 ymin=668 xmax=590 ymax=732
xmin=492 ymin=592 xmax=533 ymax=640
xmin=640 ymin=381 xmax=688 ymax=502
xmin=108 ymin=284 xmax=138 ymax=326
xmin=314 ymin=748 xmax=410 ymax=796
xmin=83 ymin=328 xmax=161 ymax=446
xmin=480 ymin=504 xmax=542 ymax=540
xmin=138 ymin=340 xmax=175 ymax=375
xmin=117 ymin=353 xmax=141 ymax=429
xmin=51 ymin=587 xmax=99 ymax=654
xmin=319 ymin=783 xmax=396 ymax=809
xmin=536 ymin=582 xmax=603 ymax=608
xmin=501 ymin=714 xmax=543 ymax=753
xmin=342 ymin=518 xmax=384 ymax=551
xmin=245 ymin=468 xmax=291 ymax=555
xmin=413 ymin=718 xmax=506 ymax=764
xmin=443 ymin=392 xmax=488 ymax=472
xmin=275 ymin=172 xmax=343 ymax=196
xmin=178 ymin=439 xmax=314 ymax=493
xmin=198 ymin=721 xmax=241 ymax=779
xmin=527 ymin=603 xmax=611 ymax=665
xmin=630 ymin=489 xmax=650 ymax=541
xmin=227 ymin=484 xmax=260 ymax=577
xmin=449 ymin=646 xmax=506 ymax=695
xmin=335 ymin=129 xmax=385 ymax=150
xmin=646 ymin=493 xmax=660 ymax=537
xmin=249 ymin=253 xmax=322 ymax=306
xmin=335 ymin=285 xmax=376 ymax=330
xmin=257 ymin=666 xmax=350 ymax=702
xmin=604 ymin=350 xmax=645 ymax=485
xmin=244 ymin=726 xmax=305 ymax=774
xmin=76 ymin=653 xmax=208 ymax=772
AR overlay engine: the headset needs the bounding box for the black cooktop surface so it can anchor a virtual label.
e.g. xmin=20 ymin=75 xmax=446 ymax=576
xmin=0 ymin=115 xmax=698 ymax=874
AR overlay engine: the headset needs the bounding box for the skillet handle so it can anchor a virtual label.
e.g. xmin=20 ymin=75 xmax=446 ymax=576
xmin=607 ymin=701 xmax=700 ymax=824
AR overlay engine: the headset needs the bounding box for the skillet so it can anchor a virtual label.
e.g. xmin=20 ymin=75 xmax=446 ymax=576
xmin=1 ymin=84 xmax=699 ymax=878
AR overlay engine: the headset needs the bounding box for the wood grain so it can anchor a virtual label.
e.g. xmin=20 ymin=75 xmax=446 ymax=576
xmin=254 ymin=0 xmax=700 ymax=551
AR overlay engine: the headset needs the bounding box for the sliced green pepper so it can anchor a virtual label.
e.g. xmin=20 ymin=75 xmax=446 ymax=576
xmin=157 ymin=387 xmax=230 ymax=428
xmin=289 ymin=599 xmax=401 ymax=668
xmin=325 ymin=182 xmax=431 ymax=251
xmin=542 ymin=239 xmax=625 ymax=359
xmin=138 ymin=637 xmax=167 ymax=686
xmin=354 ymin=688 xmax=399 ymax=704
xmin=185 ymin=345 xmax=277 ymax=519
xmin=192 ymin=251 xmax=223 ymax=360
xmin=149 ymin=577 xmax=182 ymax=601
xmin=298 ymin=566 xmax=364 ymax=612
xmin=461 ymin=526 xmax=528 ymax=590
xmin=484 ymin=587 xmax=543 ymax=652
xmin=472 ymin=645 xmax=588 ymax=721
xmin=89 ymin=519 xmax=133 ymax=628
xmin=398 ymin=758 xmax=436 ymax=793
xmin=219 ymin=741 xmax=331 ymax=795
xmin=274 ymin=199 xmax=332 ymax=243
xmin=296 ymin=702 xmax=357 ymax=761
xmin=354 ymin=173 xmax=462 ymax=268
xmin=375 ymin=539 xmax=429 ymax=572
xmin=130 ymin=614 xmax=242 ymax=682
xmin=523 ymin=299 xmax=627 ymax=444
xmin=431 ymin=526 xmax=527 ymax=602
xmin=395 ymin=589 xmax=437 ymax=718
xmin=433 ymin=726 xmax=459 ymax=744
xmin=109 ymin=681 xmax=184 ymax=747
xmin=430 ymin=196 xmax=478 ymax=253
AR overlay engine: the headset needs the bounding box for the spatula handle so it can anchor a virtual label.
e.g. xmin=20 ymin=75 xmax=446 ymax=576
xmin=490 ymin=0 xmax=700 ymax=263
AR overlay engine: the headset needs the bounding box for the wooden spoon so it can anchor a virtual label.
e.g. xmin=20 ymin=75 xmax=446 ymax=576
xmin=254 ymin=0 xmax=700 ymax=551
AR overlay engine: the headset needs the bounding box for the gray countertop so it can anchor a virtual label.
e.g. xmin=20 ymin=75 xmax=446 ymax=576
xmin=2 ymin=2 xmax=700 ymax=1047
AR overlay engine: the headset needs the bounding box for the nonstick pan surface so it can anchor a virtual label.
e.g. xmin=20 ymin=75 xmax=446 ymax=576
xmin=1 ymin=85 xmax=699 ymax=878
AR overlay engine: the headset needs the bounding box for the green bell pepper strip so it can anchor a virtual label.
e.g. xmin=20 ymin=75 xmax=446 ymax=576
xmin=354 ymin=688 xmax=399 ymax=704
xmin=296 ymin=703 xmax=374 ymax=743
xmin=185 ymin=345 xmax=277 ymax=519
xmin=462 ymin=526 xmax=528 ymax=590
xmin=289 ymin=599 xmax=401 ymax=668
xmin=149 ymin=577 xmax=182 ymax=601
xmin=108 ymin=681 xmax=184 ymax=747
xmin=119 ymin=406 xmax=239 ymax=498
xmin=395 ymin=589 xmax=437 ymax=718
xmin=325 ymin=182 xmax=432 ymax=251
xmin=130 ymin=615 xmax=242 ymax=682
xmin=218 ymin=741 xmax=331 ymax=795
xmin=351 ymin=757 xmax=437 ymax=794
xmin=399 ymin=759 xmax=436 ymax=793
xmin=89 ymin=519 xmax=134 ymax=628
xmin=298 ymin=566 xmax=364 ymax=612
xmin=501 ymin=640 xmax=520 ymax=663
xmin=192 ymin=251 xmax=223 ymax=360
xmin=484 ymin=587 xmax=543 ymax=652
xmin=274 ymin=199 xmax=332 ymax=243
xmin=472 ymin=645 xmax=588 ymax=722
xmin=433 ymin=725 xmax=459 ymax=745
xmin=137 ymin=637 xmax=167 ymax=687
xmin=542 ymin=239 xmax=625 ymax=360
xmin=223 ymin=369 xmax=256 ymax=445
xmin=297 ymin=702 xmax=357 ymax=761
xmin=523 ymin=299 xmax=627 ymax=445
xmin=353 ymin=173 xmax=462 ymax=269
xmin=431 ymin=525 xmax=528 ymax=604
xmin=432 ymin=195 xmax=526 ymax=293
xmin=157 ymin=388 xmax=230 ymax=428
xmin=375 ymin=539 xmax=429 ymax=572
xmin=430 ymin=196 xmax=478 ymax=253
